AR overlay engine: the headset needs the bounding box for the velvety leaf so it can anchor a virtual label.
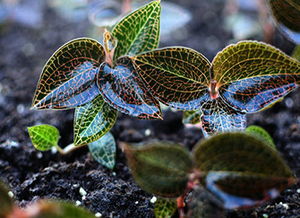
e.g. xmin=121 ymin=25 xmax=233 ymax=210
xmin=182 ymin=110 xmax=202 ymax=125
xmin=193 ymin=132 xmax=296 ymax=209
xmin=200 ymin=96 xmax=246 ymax=137
xmin=88 ymin=132 xmax=116 ymax=169
xmin=0 ymin=182 xmax=14 ymax=217
xmin=29 ymin=200 xmax=95 ymax=218
xmin=74 ymin=95 xmax=117 ymax=146
xmin=269 ymin=0 xmax=300 ymax=32
xmin=32 ymin=38 xmax=104 ymax=110
xmin=245 ymin=125 xmax=275 ymax=149
xmin=212 ymin=41 xmax=300 ymax=113
xmin=131 ymin=47 xmax=211 ymax=110
xmin=124 ymin=142 xmax=193 ymax=197
xmin=28 ymin=125 xmax=60 ymax=151
xmin=96 ymin=57 xmax=162 ymax=119
xmin=154 ymin=198 xmax=177 ymax=218
xmin=112 ymin=0 xmax=161 ymax=58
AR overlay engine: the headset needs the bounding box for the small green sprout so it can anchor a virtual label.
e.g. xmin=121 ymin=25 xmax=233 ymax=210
xmin=124 ymin=132 xmax=297 ymax=217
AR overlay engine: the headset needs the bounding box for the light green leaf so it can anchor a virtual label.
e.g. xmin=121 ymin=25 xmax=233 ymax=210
xmin=183 ymin=110 xmax=202 ymax=125
xmin=88 ymin=132 xmax=116 ymax=169
xmin=292 ymin=45 xmax=300 ymax=61
xmin=125 ymin=141 xmax=193 ymax=198
xmin=154 ymin=198 xmax=177 ymax=218
xmin=245 ymin=125 xmax=276 ymax=149
xmin=112 ymin=0 xmax=161 ymax=58
xmin=28 ymin=124 xmax=60 ymax=151
xmin=74 ymin=95 xmax=117 ymax=146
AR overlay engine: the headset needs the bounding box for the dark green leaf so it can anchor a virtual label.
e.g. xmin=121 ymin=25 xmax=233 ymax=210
xmin=193 ymin=132 xmax=295 ymax=209
xmin=112 ymin=0 xmax=161 ymax=58
xmin=0 ymin=181 xmax=14 ymax=217
xmin=292 ymin=45 xmax=300 ymax=61
xmin=124 ymin=141 xmax=193 ymax=197
xmin=28 ymin=125 xmax=60 ymax=151
xmin=154 ymin=198 xmax=177 ymax=218
xmin=245 ymin=125 xmax=275 ymax=149
xmin=32 ymin=38 xmax=104 ymax=110
xmin=30 ymin=200 xmax=95 ymax=218
xmin=96 ymin=57 xmax=162 ymax=119
xmin=269 ymin=0 xmax=300 ymax=32
xmin=74 ymin=95 xmax=117 ymax=146
xmin=88 ymin=132 xmax=116 ymax=169
xmin=131 ymin=47 xmax=211 ymax=110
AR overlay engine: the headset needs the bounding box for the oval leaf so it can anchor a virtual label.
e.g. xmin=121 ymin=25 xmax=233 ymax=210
xmin=29 ymin=200 xmax=95 ymax=218
xmin=88 ymin=132 xmax=116 ymax=169
xmin=212 ymin=41 xmax=300 ymax=113
xmin=96 ymin=57 xmax=162 ymax=119
xmin=131 ymin=47 xmax=211 ymax=110
xmin=112 ymin=0 xmax=161 ymax=58
xmin=0 ymin=182 xmax=14 ymax=217
xmin=124 ymin=141 xmax=193 ymax=198
xmin=74 ymin=95 xmax=117 ymax=146
xmin=32 ymin=38 xmax=104 ymax=110
xmin=28 ymin=125 xmax=60 ymax=151
xmin=245 ymin=125 xmax=275 ymax=149
xmin=193 ymin=132 xmax=295 ymax=209
xmin=154 ymin=198 xmax=177 ymax=218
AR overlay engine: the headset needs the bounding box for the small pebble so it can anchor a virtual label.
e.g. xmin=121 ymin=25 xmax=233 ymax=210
xmin=95 ymin=212 xmax=102 ymax=217
xmin=297 ymin=189 xmax=300 ymax=194
xmin=51 ymin=146 xmax=58 ymax=154
xmin=36 ymin=152 xmax=43 ymax=159
xmin=82 ymin=196 xmax=86 ymax=201
xmin=145 ymin=129 xmax=151 ymax=136
xmin=135 ymin=201 xmax=139 ymax=204
xmin=79 ymin=187 xmax=87 ymax=196
xmin=8 ymin=191 xmax=14 ymax=198
xmin=75 ymin=200 xmax=81 ymax=206
xmin=112 ymin=172 xmax=116 ymax=176
xmin=279 ymin=202 xmax=289 ymax=210
xmin=73 ymin=184 xmax=79 ymax=188
xmin=262 ymin=214 xmax=268 ymax=218
xmin=150 ymin=196 xmax=157 ymax=203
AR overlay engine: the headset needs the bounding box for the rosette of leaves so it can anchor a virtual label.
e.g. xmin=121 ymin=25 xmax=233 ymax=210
xmin=29 ymin=1 xmax=162 ymax=167
xmin=129 ymin=41 xmax=300 ymax=136
xmin=124 ymin=132 xmax=297 ymax=217
xmin=0 ymin=181 xmax=95 ymax=218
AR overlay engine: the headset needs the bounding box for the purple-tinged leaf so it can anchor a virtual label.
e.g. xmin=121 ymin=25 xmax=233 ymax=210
xmin=96 ymin=57 xmax=162 ymax=119
xmin=32 ymin=38 xmax=104 ymax=110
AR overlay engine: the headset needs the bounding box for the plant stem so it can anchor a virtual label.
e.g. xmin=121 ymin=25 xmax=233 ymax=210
xmin=55 ymin=143 xmax=86 ymax=155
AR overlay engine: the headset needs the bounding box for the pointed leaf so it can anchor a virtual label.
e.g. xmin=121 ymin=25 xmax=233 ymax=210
xmin=269 ymin=0 xmax=300 ymax=32
xmin=32 ymin=38 xmax=104 ymax=110
xmin=193 ymin=132 xmax=296 ymax=209
xmin=245 ymin=125 xmax=275 ymax=149
xmin=212 ymin=41 xmax=300 ymax=113
xmin=112 ymin=0 xmax=161 ymax=58
xmin=131 ymin=47 xmax=211 ymax=110
xmin=88 ymin=132 xmax=116 ymax=169
xmin=154 ymin=198 xmax=177 ymax=218
xmin=28 ymin=125 xmax=60 ymax=151
xmin=96 ymin=57 xmax=162 ymax=119
xmin=0 ymin=182 xmax=14 ymax=217
xmin=29 ymin=200 xmax=95 ymax=218
xmin=74 ymin=95 xmax=117 ymax=146
xmin=124 ymin=142 xmax=193 ymax=197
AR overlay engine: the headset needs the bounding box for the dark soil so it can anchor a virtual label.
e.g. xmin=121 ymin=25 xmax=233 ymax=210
xmin=1 ymin=0 xmax=300 ymax=217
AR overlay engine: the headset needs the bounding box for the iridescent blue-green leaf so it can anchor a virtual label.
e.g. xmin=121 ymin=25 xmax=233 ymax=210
xmin=154 ymin=198 xmax=177 ymax=218
xmin=88 ymin=132 xmax=116 ymax=169
xmin=28 ymin=124 xmax=60 ymax=151
xmin=124 ymin=141 xmax=193 ymax=197
xmin=32 ymin=38 xmax=104 ymax=110
xmin=112 ymin=0 xmax=161 ymax=58
xmin=74 ymin=94 xmax=117 ymax=146
xmin=97 ymin=57 xmax=162 ymax=119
